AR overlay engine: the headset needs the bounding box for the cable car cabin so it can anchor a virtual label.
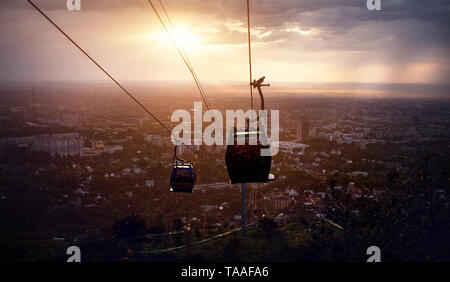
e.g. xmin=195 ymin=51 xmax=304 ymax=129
xmin=225 ymin=130 xmax=272 ymax=184
xmin=225 ymin=76 xmax=274 ymax=184
xmin=170 ymin=161 xmax=195 ymax=193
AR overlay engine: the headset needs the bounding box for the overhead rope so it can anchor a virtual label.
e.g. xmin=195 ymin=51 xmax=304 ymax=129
xmin=157 ymin=0 xmax=212 ymax=110
xmin=147 ymin=0 xmax=212 ymax=111
xmin=25 ymin=0 xmax=195 ymax=153
xmin=152 ymin=0 xmax=212 ymax=110
xmin=247 ymin=0 xmax=253 ymax=112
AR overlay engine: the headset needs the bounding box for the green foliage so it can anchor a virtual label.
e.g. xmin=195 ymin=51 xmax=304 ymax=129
xmin=112 ymin=214 xmax=147 ymax=240
xmin=258 ymin=217 xmax=278 ymax=238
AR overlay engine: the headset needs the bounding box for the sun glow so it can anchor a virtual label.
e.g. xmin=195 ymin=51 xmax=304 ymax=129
xmin=143 ymin=25 xmax=203 ymax=51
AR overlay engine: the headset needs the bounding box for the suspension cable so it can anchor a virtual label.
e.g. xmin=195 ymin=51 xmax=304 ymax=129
xmin=147 ymin=0 xmax=212 ymax=111
xmin=25 ymin=0 xmax=195 ymax=152
xmin=247 ymin=0 xmax=253 ymax=111
xmin=157 ymin=0 xmax=211 ymax=110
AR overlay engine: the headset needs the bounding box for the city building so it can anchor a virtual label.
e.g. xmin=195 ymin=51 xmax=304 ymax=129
xmin=274 ymin=197 xmax=291 ymax=210
xmin=59 ymin=112 xmax=78 ymax=127
xmin=145 ymin=134 xmax=163 ymax=147
xmin=309 ymin=127 xmax=317 ymax=139
xmin=145 ymin=180 xmax=155 ymax=188
xmin=279 ymin=141 xmax=309 ymax=154
xmin=33 ymin=133 xmax=83 ymax=157
xmin=296 ymin=116 xmax=309 ymax=142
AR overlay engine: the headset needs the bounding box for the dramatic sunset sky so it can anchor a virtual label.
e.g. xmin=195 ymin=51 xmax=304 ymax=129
xmin=0 ymin=0 xmax=449 ymax=84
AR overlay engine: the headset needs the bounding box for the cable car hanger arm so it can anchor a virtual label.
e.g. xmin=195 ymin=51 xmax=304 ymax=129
xmin=251 ymin=76 xmax=270 ymax=111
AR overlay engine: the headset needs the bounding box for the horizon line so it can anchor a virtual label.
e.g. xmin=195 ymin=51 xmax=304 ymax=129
xmin=0 ymin=80 xmax=449 ymax=87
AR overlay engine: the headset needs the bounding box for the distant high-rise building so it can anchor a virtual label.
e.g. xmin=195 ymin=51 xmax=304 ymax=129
xmin=309 ymin=128 xmax=317 ymax=139
xmin=296 ymin=116 xmax=309 ymax=142
xmin=31 ymin=86 xmax=36 ymax=118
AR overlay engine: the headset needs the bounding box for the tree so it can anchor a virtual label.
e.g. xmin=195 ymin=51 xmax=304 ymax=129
xmin=172 ymin=218 xmax=183 ymax=232
xmin=148 ymin=213 xmax=166 ymax=234
xmin=112 ymin=214 xmax=147 ymax=240
xmin=258 ymin=217 xmax=278 ymax=238
xmin=222 ymin=238 xmax=243 ymax=261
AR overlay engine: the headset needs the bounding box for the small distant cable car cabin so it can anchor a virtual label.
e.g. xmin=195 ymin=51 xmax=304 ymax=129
xmin=170 ymin=160 xmax=195 ymax=193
